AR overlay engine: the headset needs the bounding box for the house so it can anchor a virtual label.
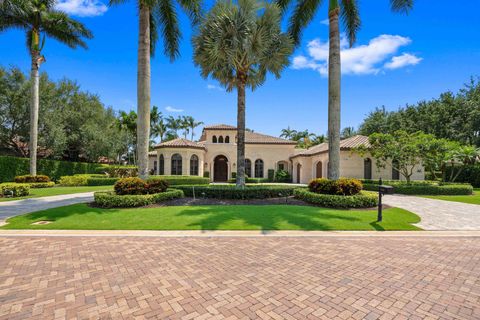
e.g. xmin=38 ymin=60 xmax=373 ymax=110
xmin=149 ymin=124 xmax=425 ymax=184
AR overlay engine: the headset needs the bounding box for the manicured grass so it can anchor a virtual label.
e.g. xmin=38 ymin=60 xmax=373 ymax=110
xmin=0 ymin=185 xmax=113 ymax=202
xmin=1 ymin=204 xmax=421 ymax=231
xmin=423 ymin=188 xmax=480 ymax=205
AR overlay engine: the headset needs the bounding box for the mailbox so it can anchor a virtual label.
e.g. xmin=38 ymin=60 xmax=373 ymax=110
xmin=379 ymin=185 xmax=394 ymax=195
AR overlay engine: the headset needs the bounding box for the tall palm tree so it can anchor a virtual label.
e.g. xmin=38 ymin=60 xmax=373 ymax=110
xmin=109 ymin=0 xmax=201 ymax=179
xmin=182 ymin=115 xmax=203 ymax=140
xmin=280 ymin=126 xmax=297 ymax=140
xmin=193 ymin=0 xmax=293 ymax=187
xmin=278 ymin=0 xmax=414 ymax=179
xmin=116 ymin=110 xmax=138 ymax=164
xmin=0 ymin=0 xmax=92 ymax=175
xmin=166 ymin=115 xmax=181 ymax=138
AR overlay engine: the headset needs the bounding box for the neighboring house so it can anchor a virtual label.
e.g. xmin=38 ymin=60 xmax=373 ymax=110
xmin=150 ymin=124 xmax=425 ymax=183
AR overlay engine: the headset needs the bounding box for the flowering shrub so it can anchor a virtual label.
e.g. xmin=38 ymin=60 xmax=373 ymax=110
xmin=308 ymin=178 xmax=362 ymax=196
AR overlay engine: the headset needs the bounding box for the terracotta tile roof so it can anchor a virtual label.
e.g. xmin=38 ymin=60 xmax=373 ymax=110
xmin=245 ymin=131 xmax=296 ymax=145
xmin=203 ymin=124 xmax=237 ymax=130
xmin=148 ymin=151 xmax=156 ymax=156
xmin=291 ymin=135 xmax=370 ymax=158
xmin=153 ymin=138 xmax=206 ymax=150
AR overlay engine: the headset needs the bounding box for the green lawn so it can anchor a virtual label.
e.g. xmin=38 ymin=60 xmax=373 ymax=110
xmin=423 ymin=188 xmax=480 ymax=205
xmin=1 ymin=204 xmax=421 ymax=231
xmin=0 ymin=185 xmax=113 ymax=202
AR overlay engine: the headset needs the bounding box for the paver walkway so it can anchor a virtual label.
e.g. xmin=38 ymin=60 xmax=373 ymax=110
xmin=384 ymin=194 xmax=480 ymax=230
xmin=0 ymin=235 xmax=479 ymax=319
xmin=0 ymin=192 xmax=94 ymax=225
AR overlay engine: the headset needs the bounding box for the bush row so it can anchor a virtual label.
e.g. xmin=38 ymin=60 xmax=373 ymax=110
xmin=0 ymin=183 xmax=30 ymax=197
xmin=59 ymin=174 xmax=119 ymax=186
xmin=14 ymin=175 xmax=50 ymax=183
xmin=94 ymin=189 xmax=183 ymax=208
xmin=0 ymin=156 xmax=107 ymax=182
xmin=309 ymin=178 xmax=362 ymax=196
xmin=149 ymin=175 xmax=210 ymax=185
xmin=26 ymin=182 xmax=55 ymax=188
xmin=114 ymin=177 xmax=168 ymax=195
xmin=227 ymin=177 xmax=271 ymax=184
xmin=174 ymin=185 xmax=298 ymax=199
xmin=294 ymin=189 xmax=378 ymax=208
xmin=94 ymin=165 xmax=138 ymax=177
xmin=362 ymin=181 xmax=473 ymax=195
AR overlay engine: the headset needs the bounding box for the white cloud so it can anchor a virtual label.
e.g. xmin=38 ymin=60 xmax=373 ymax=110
xmin=320 ymin=19 xmax=329 ymax=26
xmin=55 ymin=0 xmax=108 ymax=17
xmin=384 ymin=53 xmax=422 ymax=69
xmin=165 ymin=106 xmax=184 ymax=113
xmin=207 ymin=84 xmax=223 ymax=91
xmin=292 ymin=34 xmax=421 ymax=76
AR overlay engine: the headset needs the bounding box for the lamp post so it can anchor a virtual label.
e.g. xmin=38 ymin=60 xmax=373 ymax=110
xmin=378 ymin=178 xmax=394 ymax=222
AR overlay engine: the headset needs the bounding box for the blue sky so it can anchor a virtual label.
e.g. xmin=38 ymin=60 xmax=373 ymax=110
xmin=1 ymin=0 xmax=480 ymax=139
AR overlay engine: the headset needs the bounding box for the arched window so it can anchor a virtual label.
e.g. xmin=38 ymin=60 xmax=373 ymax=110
xmin=212 ymin=135 xmax=217 ymax=143
xmin=159 ymin=154 xmax=164 ymax=175
xmin=364 ymin=158 xmax=372 ymax=180
xmin=392 ymin=159 xmax=400 ymax=180
xmin=245 ymin=159 xmax=252 ymax=177
xmin=190 ymin=155 xmax=199 ymax=176
xmin=171 ymin=154 xmax=182 ymax=175
xmin=254 ymin=159 xmax=264 ymax=178
xmin=225 ymin=136 xmax=230 ymax=143
xmin=218 ymin=136 xmax=224 ymax=143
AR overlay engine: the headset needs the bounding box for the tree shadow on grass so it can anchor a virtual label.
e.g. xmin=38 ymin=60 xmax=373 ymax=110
xmin=175 ymin=205 xmax=363 ymax=231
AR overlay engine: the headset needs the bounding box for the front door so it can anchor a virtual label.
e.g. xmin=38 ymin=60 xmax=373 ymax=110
xmin=296 ymin=163 xmax=301 ymax=183
xmin=214 ymin=155 xmax=228 ymax=182
xmin=316 ymin=161 xmax=322 ymax=178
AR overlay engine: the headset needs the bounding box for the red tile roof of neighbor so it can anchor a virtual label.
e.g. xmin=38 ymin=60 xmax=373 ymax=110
xmin=202 ymin=124 xmax=237 ymax=130
xmin=291 ymin=135 xmax=371 ymax=158
xmin=153 ymin=138 xmax=206 ymax=150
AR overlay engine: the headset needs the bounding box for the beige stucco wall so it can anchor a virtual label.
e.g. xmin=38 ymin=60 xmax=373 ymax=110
xmin=153 ymin=148 xmax=205 ymax=176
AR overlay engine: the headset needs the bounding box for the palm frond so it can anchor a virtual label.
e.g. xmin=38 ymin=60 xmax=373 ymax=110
xmin=109 ymin=0 xmax=130 ymax=6
xmin=340 ymin=0 xmax=361 ymax=47
xmin=390 ymin=0 xmax=414 ymax=13
xmin=288 ymin=0 xmax=323 ymax=47
xmin=154 ymin=0 xmax=181 ymax=61
xmin=41 ymin=11 xmax=93 ymax=49
xmin=149 ymin=10 xmax=158 ymax=56
xmin=177 ymin=0 xmax=202 ymax=25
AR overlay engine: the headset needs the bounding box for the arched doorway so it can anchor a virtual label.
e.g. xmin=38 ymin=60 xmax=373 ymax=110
xmin=296 ymin=163 xmax=301 ymax=183
xmin=315 ymin=161 xmax=322 ymax=178
xmin=214 ymin=155 xmax=228 ymax=182
xmin=364 ymin=158 xmax=372 ymax=180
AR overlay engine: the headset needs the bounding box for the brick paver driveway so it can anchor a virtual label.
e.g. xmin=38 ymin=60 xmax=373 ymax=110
xmin=1 ymin=236 xmax=479 ymax=320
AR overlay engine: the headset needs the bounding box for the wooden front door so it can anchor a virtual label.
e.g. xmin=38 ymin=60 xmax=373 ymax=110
xmin=316 ymin=161 xmax=322 ymax=178
xmin=214 ymin=155 xmax=228 ymax=182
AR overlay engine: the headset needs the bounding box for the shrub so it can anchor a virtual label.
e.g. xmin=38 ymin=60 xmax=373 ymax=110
xmin=268 ymin=169 xmax=275 ymax=182
xmin=86 ymin=177 xmax=119 ymax=186
xmin=231 ymin=172 xmax=236 ymax=179
xmin=446 ymin=165 xmax=480 ymax=188
xmin=0 ymin=183 xmax=30 ymax=197
xmin=27 ymin=182 xmax=55 ymax=188
xmin=228 ymin=177 xmax=270 ymax=183
xmin=59 ymin=175 xmax=90 ymax=186
xmin=308 ymin=178 xmax=362 ymax=196
xmin=203 ymin=171 xmax=210 ymax=178
xmin=361 ymin=180 xmax=473 ymax=195
xmin=145 ymin=178 xmax=169 ymax=193
xmin=94 ymin=189 xmax=184 ymax=208
xmin=0 ymin=156 xmax=106 ymax=182
xmin=174 ymin=185 xmax=298 ymax=199
xmin=149 ymin=175 xmax=209 ymax=186
xmin=95 ymin=165 xmax=138 ymax=178
xmin=114 ymin=177 xmax=148 ymax=195
xmin=14 ymin=175 xmax=50 ymax=183
xmin=294 ymin=188 xmax=378 ymax=208
xmin=275 ymin=169 xmax=292 ymax=183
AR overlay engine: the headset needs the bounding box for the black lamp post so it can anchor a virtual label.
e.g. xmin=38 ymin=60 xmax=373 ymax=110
xmin=377 ymin=178 xmax=394 ymax=222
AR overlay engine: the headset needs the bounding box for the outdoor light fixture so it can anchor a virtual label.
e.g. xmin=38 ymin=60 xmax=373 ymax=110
xmin=377 ymin=178 xmax=394 ymax=222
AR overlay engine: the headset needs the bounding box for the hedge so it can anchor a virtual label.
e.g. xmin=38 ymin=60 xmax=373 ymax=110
xmin=361 ymin=180 xmax=473 ymax=195
xmin=0 ymin=156 xmax=107 ymax=182
xmin=59 ymin=174 xmax=119 ymax=186
xmin=445 ymin=165 xmax=480 ymax=188
xmin=174 ymin=185 xmax=298 ymax=199
xmin=14 ymin=175 xmax=50 ymax=183
xmin=149 ymin=175 xmax=210 ymax=185
xmin=228 ymin=177 xmax=270 ymax=184
xmin=94 ymin=189 xmax=183 ymax=208
xmin=94 ymin=165 xmax=138 ymax=177
xmin=0 ymin=183 xmax=30 ymax=197
xmin=26 ymin=182 xmax=55 ymax=188
xmin=294 ymin=189 xmax=378 ymax=208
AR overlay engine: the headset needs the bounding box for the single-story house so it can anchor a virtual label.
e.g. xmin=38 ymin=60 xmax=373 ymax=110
xmin=149 ymin=124 xmax=424 ymax=184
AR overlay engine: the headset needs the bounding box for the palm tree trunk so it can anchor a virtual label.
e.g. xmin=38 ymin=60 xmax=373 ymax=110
xmin=137 ymin=4 xmax=151 ymax=179
xmin=191 ymin=127 xmax=194 ymax=141
xmin=29 ymin=52 xmax=42 ymax=176
xmin=327 ymin=5 xmax=341 ymax=180
xmin=236 ymin=78 xmax=246 ymax=187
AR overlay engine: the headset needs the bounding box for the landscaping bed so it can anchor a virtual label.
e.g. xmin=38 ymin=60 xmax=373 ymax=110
xmin=148 ymin=175 xmax=210 ymax=185
xmin=361 ymin=180 xmax=473 ymax=195
xmin=294 ymin=188 xmax=378 ymax=208
xmin=173 ymin=185 xmax=298 ymax=199
xmin=94 ymin=189 xmax=184 ymax=208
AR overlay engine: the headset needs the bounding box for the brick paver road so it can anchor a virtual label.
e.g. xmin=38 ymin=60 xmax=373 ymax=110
xmin=0 ymin=236 xmax=479 ymax=320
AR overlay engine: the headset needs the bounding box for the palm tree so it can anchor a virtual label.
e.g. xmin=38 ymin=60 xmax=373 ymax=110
xmin=311 ymin=134 xmax=326 ymax=146
xmin=193 ymin=0 xmax=293 ymax=187
xmin=280 ymin=126 xmax=297 ymax=140
xmin=116 ymin=110 xmax=138 ymax=164
xmin=109 ymin=0 xmax=201 ymax=179
xmin=182 ymin=116 xmax=204 ymax=140
xmin=278 ymin=0 xmax=414 ymax=179
xmin=166 ymin=116 xmax=181 ymax=138
xmin=150 ymin=106 xmax=167 ymax=142
xmin=0 ymin=0 xmax=92 ymax=175
xmin=341 ymin=126 xmax=357 ymax=139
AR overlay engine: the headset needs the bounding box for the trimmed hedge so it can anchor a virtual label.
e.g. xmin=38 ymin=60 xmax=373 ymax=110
xmin=0 ymin=156 xmax=107 ymax=182
xmin=362 ymin=180 xmax=473 ymax=195
xmin=228 ymin=177 xmax=270 ymax=184
xmin=27 ymin=182 xmax=55 ymax=188
xmin=0 ymin=183 xmax=30 ymax=197
xmin=174 ymin=185 xmax=298 ymax=199
xmin=86 ymin=177 xmax=119 ymax=186
xmin=14 ymin=175 xmax=50 ymax=183
xmin=94 ymin=165 xmax=138 ymax=177
xmin=308 ymin=178 xmax=362 ymax=196
xmin=94 ymin=189 xmax=184 ymax=208
xmin=59 ymin=174 xmax=118 ymax=186
xmin=294 ymin=188 xmax=378 ymax=208
xmin=149 ymin=175 xmax=210 ymax=185
xmin=275 ymin=169 xmax=292 ymax=183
